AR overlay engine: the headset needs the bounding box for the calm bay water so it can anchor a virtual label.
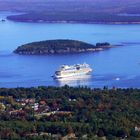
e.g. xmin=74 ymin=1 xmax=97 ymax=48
xmin=0 ymin=12 xmax=140 ymax=88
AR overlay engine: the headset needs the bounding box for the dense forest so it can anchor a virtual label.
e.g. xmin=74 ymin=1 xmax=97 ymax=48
xmin=14 ymin=39 xmax=111 ymax=55
xmin=0 ymin=86 xmax=140 ymax=139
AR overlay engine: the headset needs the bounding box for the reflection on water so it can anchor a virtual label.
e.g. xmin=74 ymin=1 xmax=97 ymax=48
xmin=55 ymin=75 xmax=92 ymax=86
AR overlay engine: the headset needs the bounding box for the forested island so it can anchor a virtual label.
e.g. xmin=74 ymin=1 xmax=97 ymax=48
xmin=0 ymin=86 xmax=140 ymax=140
xmin=14 ymin=39 xmax=111 ymax=55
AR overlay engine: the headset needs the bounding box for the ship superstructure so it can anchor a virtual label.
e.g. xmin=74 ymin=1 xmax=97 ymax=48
xmin=53 ymin=63 xmax=92 ymax=79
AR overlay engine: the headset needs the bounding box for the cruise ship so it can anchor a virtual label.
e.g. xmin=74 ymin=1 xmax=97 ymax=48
xmin=53 ymin=63 xmax=92 ymax=79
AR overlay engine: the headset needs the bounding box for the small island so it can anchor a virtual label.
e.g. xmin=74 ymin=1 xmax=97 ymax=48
xmin=14 ymin=39 xmax=111 ymax=55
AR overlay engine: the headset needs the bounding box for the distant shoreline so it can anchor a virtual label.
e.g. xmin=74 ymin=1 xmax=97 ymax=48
xmin=6 ymin=17 xmax=140 ymax=25
xmin=5 ymin=11 xmax=140 ymax=25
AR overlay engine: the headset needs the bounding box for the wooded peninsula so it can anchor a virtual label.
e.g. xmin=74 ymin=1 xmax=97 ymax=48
xmin=14 ymin=39 xmax=111 ymax=55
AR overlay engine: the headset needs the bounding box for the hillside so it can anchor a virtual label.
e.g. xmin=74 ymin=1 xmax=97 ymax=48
xmin=0 ymin=86 xmax=140 ymax=139
xmin=0 ymin=0 xmax=140 ymax=23
xmin=14 ymin=39 xmax=111 ymax=55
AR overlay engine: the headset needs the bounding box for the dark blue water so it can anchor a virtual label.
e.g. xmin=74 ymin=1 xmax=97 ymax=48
xmin=0 ymin=12 xmax=140 ymax=88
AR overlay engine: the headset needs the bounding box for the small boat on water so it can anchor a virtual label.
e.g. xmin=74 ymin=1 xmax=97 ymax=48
xmin=0 ymin=19 xmax=6 ymax=22
xmin=53 ymin=63 xmax=92 ymax=79
xmin=116 ymin=77 xmax=120 ymax=81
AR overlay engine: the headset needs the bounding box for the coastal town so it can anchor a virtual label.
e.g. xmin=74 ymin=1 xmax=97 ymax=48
xmin=0 ymin=93 xmax=77 ymax=139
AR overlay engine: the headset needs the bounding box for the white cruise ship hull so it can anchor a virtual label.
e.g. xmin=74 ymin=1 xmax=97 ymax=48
xmin=53 ymin=69 xmax=92 ymax=79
